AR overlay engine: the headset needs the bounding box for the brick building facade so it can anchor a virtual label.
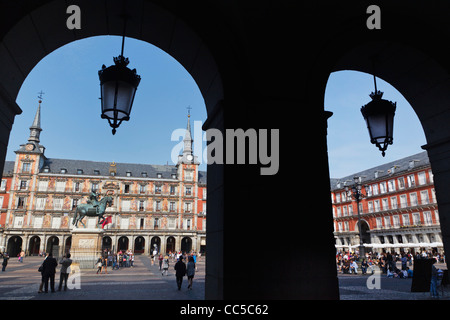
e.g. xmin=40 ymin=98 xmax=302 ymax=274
xmin=0 ymin=101 xmax=206 ymax=257
xmin=331 ymin=151 xmax=442 ymax=255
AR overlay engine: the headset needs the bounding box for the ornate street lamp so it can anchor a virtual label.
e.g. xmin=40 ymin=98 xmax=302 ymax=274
xmin=345 ymin=176 xmax=368 ymax=259
xmin=98 ymin=17 xmax=141 ymax=135
xmin=360 ymin=74 xmax=396 ymax=157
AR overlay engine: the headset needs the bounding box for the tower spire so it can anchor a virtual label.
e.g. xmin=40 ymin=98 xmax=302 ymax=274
xmin=28 ymin=93 xmax=43 ymax=143
xmin=183 ymin=106 xmax=193 ymax=156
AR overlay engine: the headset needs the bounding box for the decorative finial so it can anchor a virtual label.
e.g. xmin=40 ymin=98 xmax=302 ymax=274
xmin=37 ymin=90 xmax=45 ymax=103
xmin=187 ymin=105 xmax=192 ymax=117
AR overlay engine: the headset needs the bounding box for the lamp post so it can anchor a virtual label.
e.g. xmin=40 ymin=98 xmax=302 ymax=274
xmin=361 ymin=74 xmax=396 ymax=157
xmin=345 ymin=176 xmax=367 ymax=259
xmin=98 ymin=17 xmax=141 ymax=135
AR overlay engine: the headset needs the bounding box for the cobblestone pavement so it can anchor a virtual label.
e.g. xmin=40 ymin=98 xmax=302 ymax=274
xmin=338 ymin=261 xmax=450 ymax=300
xmin=0 ymin=256 xmax=448 ymax=300
xmin=0 ymin=255 xmax=204 ymax=300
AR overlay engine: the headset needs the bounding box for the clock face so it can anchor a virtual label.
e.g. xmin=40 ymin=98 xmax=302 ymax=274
xmin=25 ymin=144 xmax=34 ymax=151
xmin=187 ymin=155 xmax=193 ymax=161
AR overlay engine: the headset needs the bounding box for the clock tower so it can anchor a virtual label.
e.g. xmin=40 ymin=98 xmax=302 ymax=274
xmin=16 ymin=98 xmax=45 ymax=156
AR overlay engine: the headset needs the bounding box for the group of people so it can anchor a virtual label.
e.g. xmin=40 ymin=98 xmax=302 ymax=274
xmin=38 ymin=252 xmax=72 ymax=293
xmin=336 ymin=249 xmax=445 ymax=278
xmin=97 ymin=249 xmax=135 ymax=273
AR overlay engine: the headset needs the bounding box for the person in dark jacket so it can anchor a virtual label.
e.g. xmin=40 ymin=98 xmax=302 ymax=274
xmin=58 ymin=253 xmax=72 ymax=291
xmin=174 ymin=256 xmax=186 ymax=290
xmin=42 ymin=252 xmax=58 ymax=293
xmin=1 ymin=253 xmax=9 ymax=272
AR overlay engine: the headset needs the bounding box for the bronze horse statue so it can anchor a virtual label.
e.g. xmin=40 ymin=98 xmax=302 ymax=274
xmin=73 ymin=195 xmax=113 ymax=228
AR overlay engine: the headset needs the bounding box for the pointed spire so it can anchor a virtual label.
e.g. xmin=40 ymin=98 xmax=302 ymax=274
xmin=28 ymin=97 xmax=43 ymax=143
xmin=183 ymin=109 xmax=193 ymax=156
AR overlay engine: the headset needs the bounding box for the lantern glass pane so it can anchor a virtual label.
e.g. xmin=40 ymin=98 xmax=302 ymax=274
xmin=101 ymin=81 xmax=116 ymax=115
xmin=116 ymin=81 xmax=135 ymax=117
xmin=366 ymin=113 xmax=387 ymax=141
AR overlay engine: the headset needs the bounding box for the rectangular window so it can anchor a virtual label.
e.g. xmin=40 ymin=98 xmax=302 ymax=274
xmin=139 ymin=200 xmax=145 ymax=212
xmin=22 ymin=163 xmax=31 ymax=173
xmin=155 ymin=200 xmax=161 ymax=211
xmin=38 ymin=180 xmax=48 ymax=191
xmin=398 ymin=177 xmax=405 ymax=189
xmin=52 ymin=217 xmax=61 ymax=229
xmin=56 ymin=181 xmax=66 ymax=192
xmin=382 ymin=198 xmax=389 ymax=211
xmin=410 ymin=193 xmax=418 ymax=206
xmin=124 ymin=184 xmax=130 ymax=194
xmin=388 ymin=180 xmax=396 ymax=192
xmin=407 ymin=174 xmax=415 ymax=188
xmin=53 ymin=198 xmax=63 ymax=210
xmin=376 ymin=217 xmax=382 ymax=228
xmin=380 ymin=182 xmax=387 ymax=194
xmin=34 ymin=216 xmax=43 ymax=228
xmin=0 ymin=179 xmax=6 ymax=191
xmin=393 ymin=215 xmax=400 ymax=227
xmin=17 ymin=197 xmax=25 ymax=209
xmin=400 ymin=195 xmax=407 ymax=208
xmin=121 ymin=200 xmax=130 ymax=211
xmin=155 ymin=185 xmax=161 ymax=194
xmin=402 ymin=214 xmax=410 ymax=226
xmin=169 ymin=202 xmax=176 ymax=212
xmin=185 ymin=187 xmax=192 ymax=196
xmin=36 ymin=198 xmax=46 ymax=210
xmin=412 ymin=212 xmax=421 ymax=225
xmin=374 ymin=200 xmax=380 ymax=212
xmin=418 ymin=171 xmax=426 ymax=185
xmin=424 ymin=211 xmax=432 ymax=225
xmin=420 ymin=190 xmax=429 ymax=205
xmin=20 ymin=180 xmax=27 ymax=190
xmin=384 ymin=216 xmax=391 ymax=228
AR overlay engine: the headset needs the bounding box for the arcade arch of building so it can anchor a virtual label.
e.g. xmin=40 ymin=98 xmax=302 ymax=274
xmin=3 ymin=1 xmax=450 ymax=300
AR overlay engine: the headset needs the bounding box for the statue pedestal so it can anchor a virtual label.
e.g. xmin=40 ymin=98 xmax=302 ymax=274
xmin=70 ymin=227 xmax=104 ymax=269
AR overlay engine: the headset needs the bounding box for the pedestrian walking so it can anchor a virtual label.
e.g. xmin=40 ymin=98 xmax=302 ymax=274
xmin=96 ymin=257 xmax=103 ymax=274
xmin=101 ymin=257 xmax=108 ymax=274
xmin=38 ymin=253 xmax=48 ymax=293
xmin=19 ymin=250 xmax=25 ymax=263
xmin=186 ymin=256 xmax=196 ymax=290
xmin=159 ymin=253 xmax=163 ymax=270
xmin=430 ymin=259 xmax=440 ymax=299
xmin=58 ymin=253 xmax=72 ymax=291
xmin=162 ymin=255 xmax=169 ymax=276
xmin=174 ymin=256 xmax=186 ymax=290
xmin=42 ymin=252 xmax=58 ymax=293
xmin=1 ymin=253 xmax=9 ymax=272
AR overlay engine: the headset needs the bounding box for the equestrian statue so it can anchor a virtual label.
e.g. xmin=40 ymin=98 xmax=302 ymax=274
xmin=72 ymin=190 xmax=113 ymax=228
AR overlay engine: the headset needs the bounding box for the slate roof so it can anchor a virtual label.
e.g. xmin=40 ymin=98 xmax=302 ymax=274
xmin=2 ymin=158 xmax=207 ymax=184
xmin=330 ymin=151 xmax=429 ymax=191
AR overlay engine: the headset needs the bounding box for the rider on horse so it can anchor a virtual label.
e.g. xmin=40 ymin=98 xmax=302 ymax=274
xmin=87 ymin=190 xmax=100 ymax=213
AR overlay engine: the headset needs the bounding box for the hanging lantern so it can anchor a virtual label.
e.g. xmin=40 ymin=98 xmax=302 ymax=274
xmin=98 ymin=17 xmax=141 ymax=135
xmin=360 ymin=75 xmax=396 ymax=157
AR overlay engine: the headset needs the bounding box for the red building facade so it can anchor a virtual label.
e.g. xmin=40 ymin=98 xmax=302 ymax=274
xmin=0 ymin=102 xmax=206 ymax=257
xmin=331 ymin=151 xmax=442 ymax=254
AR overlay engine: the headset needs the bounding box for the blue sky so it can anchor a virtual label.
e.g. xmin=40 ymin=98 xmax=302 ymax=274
xmin=325 ymin=71 xmax=427 ymax=178
xmin=7 ymin=36 xmax=427 ymax=179
xmin=9 ymin=36 xmax=207 ymax=171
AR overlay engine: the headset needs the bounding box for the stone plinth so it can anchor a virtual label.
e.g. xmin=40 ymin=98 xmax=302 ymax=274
xmin=70 ymin=227 xmax=104 ymax=269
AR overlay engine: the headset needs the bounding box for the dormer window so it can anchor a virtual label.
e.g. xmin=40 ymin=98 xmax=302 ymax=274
xmin=157 ymin=173 xmax=162 ymax=179
xmin=172 ymin=174 xmax=177 ymax=179
xmin=141 ymin=172 xmax=147 ymax=178
xmin=126 ymin=171 xmax=132 ymax=177
xmin=60 ymin=168 xmax=67 ymax=174
xmin=43 ymin=167 xmax=50 ymax=173
xmin=77 ymin=169 xmax=83 ymax=175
